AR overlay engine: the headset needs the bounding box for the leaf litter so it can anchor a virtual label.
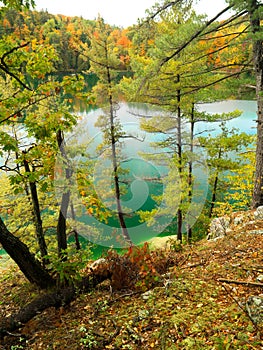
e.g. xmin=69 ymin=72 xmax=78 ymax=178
xmin=0 ymin=229 xmax=263 ymax=349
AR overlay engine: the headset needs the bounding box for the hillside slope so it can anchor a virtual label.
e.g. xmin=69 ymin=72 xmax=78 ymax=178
xmin=0 ymin=214 xmax=263 ymax=349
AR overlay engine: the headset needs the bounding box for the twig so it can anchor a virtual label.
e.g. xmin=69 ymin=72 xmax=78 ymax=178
xmin=5 ymin=330 xmax=22 ymax=337
xmin=109 ymin=291 xmax=141 ymax=304
xmin=101 ymin=321 xmax=121 ymax=348
xmin=242 ymin=267 xmax=263 ymax=274
xmin=218 ymin=278 xmax=263 ymax=288
xmin=178 ymin=253 xmax=191 ymax=267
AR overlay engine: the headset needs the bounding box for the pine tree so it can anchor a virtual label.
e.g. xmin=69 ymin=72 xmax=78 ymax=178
xmin=85 ymin=17 xmax=133 ymax=246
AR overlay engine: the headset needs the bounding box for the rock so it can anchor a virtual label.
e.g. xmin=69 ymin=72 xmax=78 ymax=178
xmin=207 ymin=216 xmax=230 ymax=240
xmin=256 ymin=274 xmax=263 ymax=283
xmin=233 ymin=214 xmax=246 ymax=226
xmin=246 ymin=295 xmax=263 ymax=325
xmin=254 ymin=206 xmax=263 ymax=220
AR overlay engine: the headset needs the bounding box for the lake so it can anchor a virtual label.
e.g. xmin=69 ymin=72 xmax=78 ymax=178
xmin=196 ymin=100 xmax=257 ymax=135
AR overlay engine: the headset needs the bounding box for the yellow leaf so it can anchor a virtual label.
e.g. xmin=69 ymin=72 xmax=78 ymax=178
xmin=87 ymin=208 xmax=93 ymax=215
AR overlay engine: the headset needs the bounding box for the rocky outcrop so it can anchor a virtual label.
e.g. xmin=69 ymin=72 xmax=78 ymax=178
xmin=208 ymin=207 xmax=263 ymax=240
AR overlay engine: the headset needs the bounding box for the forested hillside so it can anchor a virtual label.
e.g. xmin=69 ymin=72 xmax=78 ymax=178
xmin=0 ymin=8 xmax=133 ymax=75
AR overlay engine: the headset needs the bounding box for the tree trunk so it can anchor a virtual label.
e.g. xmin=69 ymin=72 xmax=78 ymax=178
xmin=177 ymin=208 xmax=183 ymax=242
xmin=177 ymin=74 xmax=183 ymax=242
xmin=209 ymin=147 xmax=222 ymax=218
xmin=56 ymin=191 xmax=70 ymax=255
xmin=111 ymin=108 xmax=132 ymax=246
xmin=250 ymin=0 xmax=263 ymax=208
xmin=70 ymin=203 xmax=81 ymax=250
xmin=106 ymin=64 xmax=132 ymax=246
xmin=209 ymin=172 xmax=219 ymax=218
xmin=23 ymin=156 xmax=48 ymax=259
xmin=0 ymin=217 xmax=54 ymax=289
xmin=186 ymin=104 xmax=195 ymax=242
xmin=56 ymin=130 xmax=72 ymax=256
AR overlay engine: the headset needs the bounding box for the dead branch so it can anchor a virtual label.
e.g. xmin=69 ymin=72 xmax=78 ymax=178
xmin=218 ymin=278 xmax=263 ymax=288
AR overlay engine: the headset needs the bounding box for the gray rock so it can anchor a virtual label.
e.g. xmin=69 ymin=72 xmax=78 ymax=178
xmin=254 ymin=206 xmax=263 ymax=220
xmin=233 ymin=214 xmax=245 ymax=226
xmin=246 ymin=295 xmax=263 ymax=325
xmin=207 ymin=216 xmax=230 ymax=240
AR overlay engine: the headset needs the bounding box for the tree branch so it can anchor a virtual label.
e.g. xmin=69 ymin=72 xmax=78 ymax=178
xmin=160 ymin=5 xmax=234 ymax=67
xmin=0 ymin=42 xmax=33 ymax=91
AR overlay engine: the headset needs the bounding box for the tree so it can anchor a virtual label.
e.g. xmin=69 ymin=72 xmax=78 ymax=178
xmin=0 ymin=1 xmax=86 ymax=285
xmin=0 ymin=0 xmax=35 ymax=11
xmin=216 ymin=144 xmax=256 ymax=214
xmin=244 ymin=0 xmax=263 ymax=208
xmin=0 ymin=2 xmax=53 ymax=287
xmin=84 ymin=17 xmax=133 ymax=246
xmin=145 ymin=0 xmax=263 ymax=208
xmin=199 ymin=124 xmax=252 ymax=217
xmin=0 ymin=217 xmax=54 ymax=288
xmin=121 ymin=2 xmax=246 ymax=241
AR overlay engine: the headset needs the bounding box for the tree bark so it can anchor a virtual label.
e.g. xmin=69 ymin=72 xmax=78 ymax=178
xmin=0 ymin=217 xmax=54 ymax=289
xmin=209 ymin=171 xmax=219 ymax=218
xmin=177 ymin=74 xmax=183 ymax=242
xmin=186 ymin=104 xmax=195 ymax=242
xmin=23 ymin=155 xmax=48 ymax=259
xmin=250 ymin=0 xmax=263 ymax=208
xmin=56 ymin=130 xmax=72 ymax=256
xmin=56 ymin=191 xmax=70 ymax=255
xmin=70 ymin=203 xmax=81 ymax=250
